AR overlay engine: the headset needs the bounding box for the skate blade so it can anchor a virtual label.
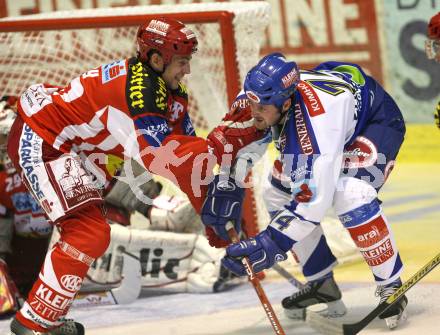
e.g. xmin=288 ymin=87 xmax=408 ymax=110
xmin=285 ymin=301 xmax=347 ymax=321
xmin=284 ymin=307 xmax=306 ymax=320
xmin=306 ymin=308 xmax=344 ymax=335
xmin=325 ymin=300 xmax=347 ymax=318
xmin=385 ymin=309 xmax=408 ymax=329
xmin=308 ymin=301 xmax=347 ymax=318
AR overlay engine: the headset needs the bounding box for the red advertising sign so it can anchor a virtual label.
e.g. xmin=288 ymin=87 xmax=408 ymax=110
xmin=260 ymin=0 xmax=383 ymax=83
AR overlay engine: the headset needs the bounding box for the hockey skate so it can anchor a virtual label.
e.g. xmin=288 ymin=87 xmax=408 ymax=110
xmin=10 ymin=317 xmax=85 ymax=335
xmin=376 ymin=278 xmax=408 ymax=329
xmin=213 ymin=263 xmax=244 ymax=292
xmin=282 ymin=276 xmax=347 ymax=320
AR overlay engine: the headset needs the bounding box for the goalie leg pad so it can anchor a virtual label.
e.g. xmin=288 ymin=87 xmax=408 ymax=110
xmin=86 ymin=224 xmax=225 ymax=294
xmin=149 ymin=195 xmax=203 ymax=233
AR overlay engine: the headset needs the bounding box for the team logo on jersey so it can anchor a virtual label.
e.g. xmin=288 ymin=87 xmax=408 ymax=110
xmin=170 ymin=101 xmax=184 ymax=121
xmin=343 ymin=136 xmax=378 ymax=169
xmin=34 ymin=282 xmax=74 ymax=315
xmin=155 ymin=76 xmax=167 ymax=112
xmin=360 ymin=238 xmax=394 ymax=266
xmin=102 ymin=60 xmax=127 ymax=84
xmin=57 ymin=157 xmax=100 ymax=207
xmin=128 ymin=61 xmax=147 ymax=110
xmin=46 ymin=155 xmax=102 ymax=216
xmin=291 ymin=164 xmax=309 ymax=182
xmin=347 ymin=215 xmax=389 ymax=249
xmin=297 ymin=81 xmax=325 ymax=117
xmin=19 ymin=125 xmax=45 ymax=200
xmin=61 ymin=275 xmax=83 ymax=292
xmin=293 ymin=104 xmax=314 ymax=155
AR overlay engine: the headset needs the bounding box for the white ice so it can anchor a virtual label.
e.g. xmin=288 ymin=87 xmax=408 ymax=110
xmin=2 ymin=280 xmax=438 ymax=335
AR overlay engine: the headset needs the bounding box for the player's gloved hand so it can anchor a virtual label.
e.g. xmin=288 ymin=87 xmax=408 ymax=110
xmin=201 ymin=174 xmax=245 ymax=243
xmin=435 ymin=101 xmax=440 ymax=129
xmin=222 ymin=227 xmax=288 ymax=276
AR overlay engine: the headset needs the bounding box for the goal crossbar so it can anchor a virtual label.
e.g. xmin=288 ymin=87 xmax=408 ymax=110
xmin=0 ymin=11 xmax=239 ymax=106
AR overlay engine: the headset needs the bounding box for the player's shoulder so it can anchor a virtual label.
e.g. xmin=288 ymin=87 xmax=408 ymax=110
xmin=298 ymin=67 xmax=358 ymax=102
xmin=125 ymin=57 xmax=169 ymax=117
xmin=299 ymin=68 xmax=345 ymax=82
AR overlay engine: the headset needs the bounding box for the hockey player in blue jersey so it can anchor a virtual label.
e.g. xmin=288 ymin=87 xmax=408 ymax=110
xmin=202 ymin=53 xmax=408 ymax=330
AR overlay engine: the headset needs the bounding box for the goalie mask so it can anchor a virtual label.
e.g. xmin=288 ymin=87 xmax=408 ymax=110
xmin=137 ymin=17 xmax=198 ymax=65
xmin=244 ymin=53 xmax=299 ymax=108
xmin=426 ymin=12 xmax=440 ymax=62
xmin=0 ymin=96 xmax=18 ymax=174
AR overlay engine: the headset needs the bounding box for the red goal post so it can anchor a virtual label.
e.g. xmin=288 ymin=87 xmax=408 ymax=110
xmin=0 ymin=2 xmax=272 ymax=236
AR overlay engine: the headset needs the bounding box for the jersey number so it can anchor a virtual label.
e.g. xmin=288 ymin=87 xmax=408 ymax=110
xmin=304 ymin=79 xmax=356 ymax=96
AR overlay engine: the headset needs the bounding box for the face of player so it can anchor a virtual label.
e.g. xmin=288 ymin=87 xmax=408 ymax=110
xmin=162 ymin=55 xmax=192 ymax=90
xmin=425 ymin=38 xmax=440 ymax=62
xmin=249 ymin=99 xmax=291 ymax=130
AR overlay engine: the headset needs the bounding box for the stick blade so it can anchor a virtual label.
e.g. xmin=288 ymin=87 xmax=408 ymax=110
xmin=306 ymin=311 xmax=344 ymax=335
xmin=111 ymin=250 xmax=142 ymax=304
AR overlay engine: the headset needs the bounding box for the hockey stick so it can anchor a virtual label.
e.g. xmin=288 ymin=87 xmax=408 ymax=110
xmin=307 ymin=251 xmax=440 ymax=335
xmin=226 ymin=222 xmax=286 ymax=335
xmin=72 ymin=249 xmax=142 ymax=308
xmin=272 ymin=263 xmax=304 ymax=289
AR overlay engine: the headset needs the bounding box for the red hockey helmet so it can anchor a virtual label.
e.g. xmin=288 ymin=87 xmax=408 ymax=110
xmin=426 ymin=12 xmax=440 ymax=61
xmin=428 ymin=12 xmax=440 ymax=39
xmin=137 ymin=18 xmax=198 ymax=65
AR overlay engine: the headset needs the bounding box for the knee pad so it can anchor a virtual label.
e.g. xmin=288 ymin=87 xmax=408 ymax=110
xmin=60 ymin=205 xmax=111 ymax=260
xmin=333 ymin=177 xmax=378 ymax=218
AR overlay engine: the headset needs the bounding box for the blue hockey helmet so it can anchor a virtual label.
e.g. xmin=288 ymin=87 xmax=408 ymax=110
xmin=244 ymin=53 xmax=299 ymax=107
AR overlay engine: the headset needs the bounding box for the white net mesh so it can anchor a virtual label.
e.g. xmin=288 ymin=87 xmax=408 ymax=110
xmin=0 ymin=2 xmax=270 ymax=130
xmin=0 ymin=2 xmax=272 ymax=230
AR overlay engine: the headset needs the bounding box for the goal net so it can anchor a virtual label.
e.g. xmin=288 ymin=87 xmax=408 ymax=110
xmin=0 ymin=2 xmax=272 ymax=236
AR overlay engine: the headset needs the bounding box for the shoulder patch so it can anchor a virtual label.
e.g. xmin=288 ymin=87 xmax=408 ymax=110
xmin=102 ymin=60 xmax=127 ymax=84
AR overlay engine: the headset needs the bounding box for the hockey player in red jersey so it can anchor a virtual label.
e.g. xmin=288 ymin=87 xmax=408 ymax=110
xmin=212 ymin=53 xmax=408 ymax=330
xmin=425 ymin=12 xmax=440 ymax=129
xmin=6 ymin=17 xmax=263 ymax=334
xmin=0 ymin=96 xmax=52 ymax=317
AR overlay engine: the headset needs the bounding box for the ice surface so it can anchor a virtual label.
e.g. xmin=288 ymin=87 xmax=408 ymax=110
xmin=1 ymin=280 xmax=438 ymax=335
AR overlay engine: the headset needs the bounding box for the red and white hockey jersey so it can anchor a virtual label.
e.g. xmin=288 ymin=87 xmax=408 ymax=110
xmin=18 ymin=58 xmax=195 ymax=175
xmin=0 ymin=170 xmax=51 ymax=296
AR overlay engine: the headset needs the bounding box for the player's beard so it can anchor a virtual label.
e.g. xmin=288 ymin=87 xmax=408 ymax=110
xmin=253 ymin=117 xmax=269 ymax=130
